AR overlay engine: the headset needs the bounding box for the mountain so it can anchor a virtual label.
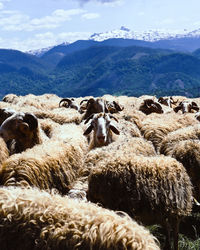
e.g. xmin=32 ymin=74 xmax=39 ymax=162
xmin=89 ymin=27 xmax=200 ymax=52
xmin=0 ymin=49 xmax=47 ymax=73
xmin=1 ymin=39 xmax=200 ymax=99
xmin=50 ymin=46 xmax=200 ymax=97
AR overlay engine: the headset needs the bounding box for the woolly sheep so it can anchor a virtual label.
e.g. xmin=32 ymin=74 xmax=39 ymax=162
xmin=0 ymin=111 xmax=48 ymax=153
xmin=0 ymin=186 xmax=160 ymax=250
xmin=0 ymin=137 xmax=9 ymax=165
xmin=135 ymin=112 xmax=199 ymax=151
xmin=87 ymin=154 xmax=193 ymax=250
xmin=0 ymin=124 xmax=88 ymax=194
xmin=159 ymin=124 xmax=200 ymax=155
xmin=83 ymin=112 xmax=120 ymax=149
xmin=81 ymin=97 xmax=108 ymax=120
xmin=163 ymin=139 xmax=200 ymax=201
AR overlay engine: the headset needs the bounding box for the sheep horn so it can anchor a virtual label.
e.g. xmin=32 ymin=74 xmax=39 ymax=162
xmin=80 ymin=99 xmax=89 ymax=105
xmin=59 ymin=98 xmax=72 ymax=107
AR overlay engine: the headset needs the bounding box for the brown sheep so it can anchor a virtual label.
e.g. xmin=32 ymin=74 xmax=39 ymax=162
xmin=0 ymin=111 xmax=48 ymax=153
xmin=139 ymin=99 xmax=164 ymax=115
xmin=135 ymin=112 xmax=199 ymax=151
xmin=87 ymin=154 xmax=193 ymax=250
xmin=59 ymin=98 xmax=80 ymax=111
xmin=0 ymin=124 xmax=88 ymax=194
xmin=159 ymin=124 xmax=200 ymax=155
xmin=162 ymin=139 xmax=200 ymax=201
xmin=82 ymin=97 xmax=108 ymax=120
xmin=0 ymin=186 xmax=160 ymax=250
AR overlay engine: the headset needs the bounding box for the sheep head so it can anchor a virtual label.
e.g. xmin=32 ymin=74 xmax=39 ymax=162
xmin=174 ymin=101 xmax=199 ymax=113
xmin=139 ymin=99 xmax=163 ymax=115
xmin=0 ymin=112 xmax=39 ymax=152
xmin=83 ymin=113 xmax=120 ymax=147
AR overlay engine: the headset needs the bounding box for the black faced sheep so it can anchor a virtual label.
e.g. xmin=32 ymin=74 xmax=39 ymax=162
xmin=0 ymin=186 xmax=160 ymax=250
xmin=139 ymin=99 xmax=164 ymax=115
xmin=0 ymin=111 xmax=48 ymax=153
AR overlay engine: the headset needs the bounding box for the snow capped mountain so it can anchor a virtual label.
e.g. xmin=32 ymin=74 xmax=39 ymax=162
xmin=90 ymin=26 xmax=200 ymax=42
xmin=27 ymin=46 xmax=54 ymax=57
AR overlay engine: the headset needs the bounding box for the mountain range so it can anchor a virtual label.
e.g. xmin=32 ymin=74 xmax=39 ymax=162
xmin=1 ymin=27 xmax=200 ymax=99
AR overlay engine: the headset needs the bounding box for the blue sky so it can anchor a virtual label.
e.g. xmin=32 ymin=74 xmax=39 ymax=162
xmin=0 ymin=0 xmax=200 ymax=51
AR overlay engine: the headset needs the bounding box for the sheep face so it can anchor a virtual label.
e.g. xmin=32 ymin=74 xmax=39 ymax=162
xmin=83 ymin=113 xmax=120 ymax=147
xmin=174 ymin=101 xmax=199 ymax=114
xmin=139 ymin=99 xmax=164 ymax=115
xmin=59 ymin=98 xmax=79 ymax=111
xmin=158 ymin=97 xmax=178 ymax=108
xmin=0 ymin=112 xmax=38 ymax=150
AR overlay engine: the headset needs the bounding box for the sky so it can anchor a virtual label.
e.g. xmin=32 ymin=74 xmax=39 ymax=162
xmin=0 ymin=0 xmax=200 ymax=52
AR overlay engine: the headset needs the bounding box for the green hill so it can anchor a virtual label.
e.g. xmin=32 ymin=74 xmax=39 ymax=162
xmin=1 ymin=44 xmax=200 ymax=99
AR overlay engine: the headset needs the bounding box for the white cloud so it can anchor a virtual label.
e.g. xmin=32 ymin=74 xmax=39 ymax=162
xmin=75 ymin=0 xmax=124 ymax=7
xmin=82 ymin=12 xmax=100 ymax=19
xmin=0 ymin=31 xmax=92 ymax=51
xmin=0 ymin=3 xmax=4 ymax=9
xmin=0 ymin=8 xmax=86 ymax=31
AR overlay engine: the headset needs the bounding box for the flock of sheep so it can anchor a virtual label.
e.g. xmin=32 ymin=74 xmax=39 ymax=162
xmin=0 ymin=93 xmax=200 ymax=250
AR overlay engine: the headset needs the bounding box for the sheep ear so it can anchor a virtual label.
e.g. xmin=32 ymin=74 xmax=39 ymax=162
xmin=109 ymin=123 xmax=120 ymax=135
xmin=192 ymin=102 xmax=198 ymax=107
xmin=83 ymin=125 xmax=93 ymax=136
xmin=174 ymin=106 xmax=181 ymax=113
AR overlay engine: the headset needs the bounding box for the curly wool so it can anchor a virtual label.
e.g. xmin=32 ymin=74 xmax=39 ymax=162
xmin=0 ymin=124 xmax=88 ymax=194
xmin=0 ymin=186 xmax=160 ymax=250
xmin=0 ymin=137 xmax=9 ymax=165
xmin=159 ymin=124 xmax=200 ymax=155
xmin=170 ymin=139 xmax=200 ymax=200
xmin=136 ymin=112 xmax=199 ymax=150
xmin=87 ymin=154 xmax=193 ymax=219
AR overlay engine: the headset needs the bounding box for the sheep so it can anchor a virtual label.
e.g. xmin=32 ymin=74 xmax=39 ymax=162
xmin=59 ymin=98 xmax=80 ymax=111
xmin=2 ymin=93 xmax=61 ymax=110
xmin=135 ymin=112 xmax=199 ymax=151
xmin=0 ymin=123 xmax=88 ymax=194
xmin=83 ymin=112 xmax=120 ymax=149
xmin=159 ymin=124 xmax=200 ymax=155
xmin=174 ymin=100 xmax=199 ymax=113
xmin=0 ymin=137 xmax=9 ymax=165
xmin=0 ymin=186 xmax=160 ymax=250
xmin=0 ymin=107 xmax=16 ymax=125
xmin=0 ymin=111 xmax=48 ymax=153
xmin=168 ymin=139 xmax=200 ymax=201
xmin=106 ymin=100 xmax=124 ymax=113
xmin=139 ymin=99 xmax=164 ymax=115
xmin=158 ymin=96 xmax=178 ymax=108
xmin=87 ymin=154 xmax=193 ymax=250
xmin=2 ymin=93 xmax=18 ymax=103
xmin=82 ymin=97 xmax=108 ymax=120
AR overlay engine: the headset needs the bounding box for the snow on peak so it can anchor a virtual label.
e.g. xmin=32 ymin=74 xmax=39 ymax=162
xmin=89 ymin=27 xmax=200 ymax=42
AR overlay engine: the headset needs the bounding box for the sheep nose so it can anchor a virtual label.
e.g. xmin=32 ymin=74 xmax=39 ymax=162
xmin=97 ymin=135 xmax=105 ymax=142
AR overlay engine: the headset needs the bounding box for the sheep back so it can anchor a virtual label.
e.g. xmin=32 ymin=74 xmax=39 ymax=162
xmin=87 ymin=155 xmax=193 ymax=223
xmin=0 ymin=186 xmax=160 ymax=250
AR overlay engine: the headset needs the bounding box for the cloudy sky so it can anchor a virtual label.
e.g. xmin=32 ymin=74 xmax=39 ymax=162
xmin=0 ymin=0 xmax=200 ymax=51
